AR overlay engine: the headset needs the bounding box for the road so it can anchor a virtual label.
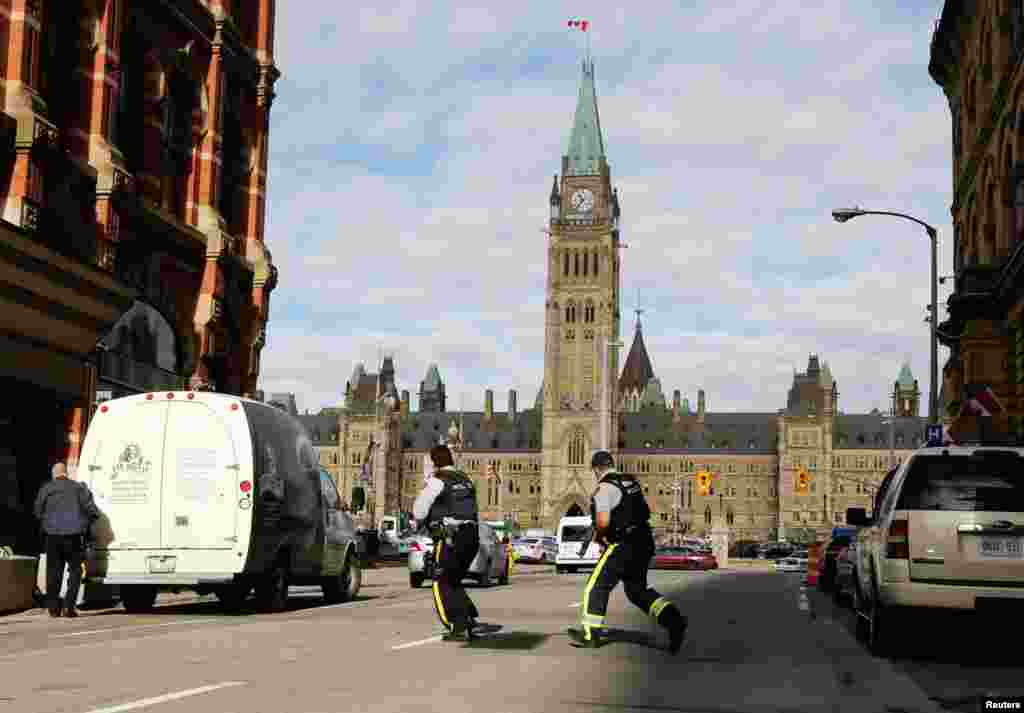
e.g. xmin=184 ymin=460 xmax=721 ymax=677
xmin=0 ymin=564 xmax=1020 ymax=713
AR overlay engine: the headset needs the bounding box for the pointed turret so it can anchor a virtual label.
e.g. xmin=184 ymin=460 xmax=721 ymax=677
xmin=618 ymin=316 xmax=655 ymax=399
xmin=418 ymin=363 xmax=446 ymax=413
xmin=565 ymin=59 xmax=605 ymax=176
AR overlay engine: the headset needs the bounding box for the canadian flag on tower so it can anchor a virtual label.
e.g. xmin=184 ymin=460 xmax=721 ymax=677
xmin=567 ymin=18 xmax=590 ymax=31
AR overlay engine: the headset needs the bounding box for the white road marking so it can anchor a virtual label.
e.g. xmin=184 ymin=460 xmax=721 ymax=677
xmin=50 ymin=620 xmax=216 ymax=638
xmin=392 ymin=635 xmax=443 ymax=650
xmin=81 ymin=681 xmax=245 ymax=713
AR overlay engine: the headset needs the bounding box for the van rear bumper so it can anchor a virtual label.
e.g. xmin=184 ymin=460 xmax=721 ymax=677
xmin=93 ymin=575 xmax=237 ymax=586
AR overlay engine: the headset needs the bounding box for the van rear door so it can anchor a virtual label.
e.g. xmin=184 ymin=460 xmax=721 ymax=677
xmin=84 ymin=400 xmax=167 ymax=550
xmin=160 ymin=400 xmax=240 ymax=550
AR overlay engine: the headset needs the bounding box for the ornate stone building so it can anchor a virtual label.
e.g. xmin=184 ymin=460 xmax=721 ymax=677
xmin=930 ymin=1 xmax=1024 ymax=438
xmin=299 ymin=57 xmax=928 ymax=542
xmin=0 ymin=0 xmax=280 ymax=554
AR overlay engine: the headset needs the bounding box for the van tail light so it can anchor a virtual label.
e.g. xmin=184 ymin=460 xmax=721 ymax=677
xmin=886 ymin=519 xmax=909 ymax=559
xmin=240 ymin=481 xmax=252 ymax=493
xmin=100 ymin=405 xmax=108 ymax=413
xmin=187 ymin=393 xmax=195 ymax=400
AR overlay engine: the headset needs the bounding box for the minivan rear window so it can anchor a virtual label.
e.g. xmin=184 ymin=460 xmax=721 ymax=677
xmin=560 ymin=526 xmax=590 ymax=541
xmin=896 ymin=453 xmax=1024 ymax=512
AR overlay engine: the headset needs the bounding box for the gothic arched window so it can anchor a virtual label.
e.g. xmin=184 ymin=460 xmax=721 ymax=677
xmin=565 ymin=302 xmax=577 ymax=323
xmin=704 ymin=506 xmax=712 ymax=525
xmin=582 ymin=251 xmax=588 ymax=276
xmin=593 ymin=250 xmax=599 ymax=276
xmin=568 ymin=431 xmax=586 ymax=466
xmin=574 ymin=251 xmax=580 ymax=276
xmin=564 ymin=252 xmax=570 ymax=276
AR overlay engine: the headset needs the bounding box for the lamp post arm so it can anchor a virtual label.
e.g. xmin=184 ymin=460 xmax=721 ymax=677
xmin=851 ymin=210 xmax=937 ymax=237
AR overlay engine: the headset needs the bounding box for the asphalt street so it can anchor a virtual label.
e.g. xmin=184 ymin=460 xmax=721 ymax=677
xmin=0 ymin=564 xmax=1019 ymax=713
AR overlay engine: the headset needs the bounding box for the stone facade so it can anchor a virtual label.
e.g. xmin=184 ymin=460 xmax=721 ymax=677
xmin=0 ymin=0 xmax=279 ymax=554
xmin=930 ymin=1 xmax=1024 ymax=438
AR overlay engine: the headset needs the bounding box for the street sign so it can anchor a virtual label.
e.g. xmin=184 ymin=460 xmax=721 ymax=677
xmin=926 ymin=424 xmax=943 ymax=446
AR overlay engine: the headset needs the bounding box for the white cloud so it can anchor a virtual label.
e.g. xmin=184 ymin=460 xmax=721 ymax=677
xmin=260 ymin=1 xmax=953 ymax=417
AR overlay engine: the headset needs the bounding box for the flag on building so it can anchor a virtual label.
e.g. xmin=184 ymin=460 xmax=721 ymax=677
xmin=567 ymin=18 xmax=589 ymax=31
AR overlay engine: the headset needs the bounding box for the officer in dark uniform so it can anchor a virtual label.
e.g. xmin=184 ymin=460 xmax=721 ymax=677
xmin=569 ymin=450 xmax=688 ymax=653
xmin=413 ymin=445 xmax=481 ymax=641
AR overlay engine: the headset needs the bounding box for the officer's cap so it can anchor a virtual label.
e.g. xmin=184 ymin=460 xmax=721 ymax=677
xmin=590 ymin=450 xmax=614 ymax=468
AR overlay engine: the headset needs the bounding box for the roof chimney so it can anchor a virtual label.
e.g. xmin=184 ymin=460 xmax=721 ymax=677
xmin=484 ymin=389 xmax=494 ymax=419
xmin=508 ymin=389 xmax=517 ymax=422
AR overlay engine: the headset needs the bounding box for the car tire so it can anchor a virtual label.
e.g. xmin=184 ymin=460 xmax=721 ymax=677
xmin=121 ymin=585 xmax=158 ymax=614
xmin=216 ymin=581 xmax=252 ymax=612
xmin=410 ymin=572 xmax=425 ymax=588
xmin=257 ymin=565 xmax=289 ymax=612
xmin=323 ymin=555 xmax=360 ymax=604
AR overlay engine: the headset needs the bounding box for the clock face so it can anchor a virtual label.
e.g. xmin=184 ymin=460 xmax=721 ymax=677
xmin=570 ymin=189 xmax=595 ymax=213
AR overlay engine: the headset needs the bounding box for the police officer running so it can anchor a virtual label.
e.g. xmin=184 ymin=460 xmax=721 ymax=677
xmin=413 ymin=445 xmax=481 ymax=642
xmin=569 ymin=450 xmax=688 ymax=653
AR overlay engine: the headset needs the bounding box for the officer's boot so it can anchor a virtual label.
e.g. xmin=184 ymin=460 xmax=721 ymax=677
xmin=657 ymin=604 xmax=688 ymax=655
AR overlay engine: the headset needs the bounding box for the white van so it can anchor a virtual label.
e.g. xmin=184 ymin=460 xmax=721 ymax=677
xmin=555 ymin=516 xmax=602 ymax=573
xmin=79 ymin=391 xmax=361 ymax=613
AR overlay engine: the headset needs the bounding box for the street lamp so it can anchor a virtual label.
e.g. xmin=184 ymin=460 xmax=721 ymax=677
xmin=832 ymin=207 xmax=939 ymax=424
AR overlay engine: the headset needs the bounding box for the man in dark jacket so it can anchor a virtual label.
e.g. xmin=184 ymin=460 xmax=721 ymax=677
xmin=33 ymin=462 xmax=100 ymax=617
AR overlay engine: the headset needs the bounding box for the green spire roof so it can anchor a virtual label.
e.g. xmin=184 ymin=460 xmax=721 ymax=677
xmin=897 ymin=362 xmax=915 ymax=388
xmin=565 ymin=59 xmax=605 ymax=176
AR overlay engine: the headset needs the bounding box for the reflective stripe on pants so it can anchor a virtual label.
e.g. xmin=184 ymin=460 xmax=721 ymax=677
xmin=580 ymin=543 xmax=617 ymax=639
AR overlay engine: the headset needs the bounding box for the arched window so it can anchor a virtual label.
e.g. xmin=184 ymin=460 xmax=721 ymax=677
xmin=574 ymin=251 xmax=580 ymax=276
xmin=726 ymin=509 xmax=734 ymax=526
xmin=99 ymin=301 xmax=180 ymax=392
xmin=568 ymin=431 xmax=586 ymax=465
xmin=582 ymin=251 xmax=588 ymax=276
xmin=593 ymin=250 xmax=599 ymax=276
xmin=565 ymin=302 xmax=577 ymax=323
xmin=564 ymin=252 xmax=570 ymax=276
xmin=704 ymin=506 xmax=712 ymax=525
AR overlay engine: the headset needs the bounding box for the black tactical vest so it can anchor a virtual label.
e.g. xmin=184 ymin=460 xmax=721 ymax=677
xmin=427 ymin=468 xmax=479 ymax=523
xmin=590 ymin=471 xmax=650 ymax=542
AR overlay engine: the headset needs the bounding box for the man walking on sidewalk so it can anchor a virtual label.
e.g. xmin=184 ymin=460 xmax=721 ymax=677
xmin=33 ymin=463 xmax=100 ymax=618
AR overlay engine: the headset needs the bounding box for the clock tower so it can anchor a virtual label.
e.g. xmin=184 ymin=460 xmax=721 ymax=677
xmin=540 ymin=57 xmax=622 ymax=529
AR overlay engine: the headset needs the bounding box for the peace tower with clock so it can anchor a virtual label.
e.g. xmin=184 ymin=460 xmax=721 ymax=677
xmin=539 ymin=57 xmax=624 ymax=525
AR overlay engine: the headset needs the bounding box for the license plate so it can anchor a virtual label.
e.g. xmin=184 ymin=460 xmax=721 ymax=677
xmin=979 ymin=537 xmax=1024 ymax=559
xmin=147 ymin=557 xmax=176 ymax=574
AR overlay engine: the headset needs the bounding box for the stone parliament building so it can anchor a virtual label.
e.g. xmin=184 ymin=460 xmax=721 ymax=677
xmin=297 ymin=58 xmax=929 ymax=541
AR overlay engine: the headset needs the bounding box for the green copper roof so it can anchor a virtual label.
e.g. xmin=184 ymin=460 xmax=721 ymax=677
xmin=897 ymin=362 xmax=915 ymax=388
xmin=564 ymin=59 xmax=605 ymax=176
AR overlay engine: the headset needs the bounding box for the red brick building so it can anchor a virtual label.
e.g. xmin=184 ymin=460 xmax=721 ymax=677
xmin=0 ymin=0 xmax=280 ymax=553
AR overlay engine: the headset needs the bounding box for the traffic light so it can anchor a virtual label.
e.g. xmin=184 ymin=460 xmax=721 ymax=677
xmin=697 ymin=471 xmax=711 ymax=496
xmin=797 ymin=470 xmax=809 ymax=493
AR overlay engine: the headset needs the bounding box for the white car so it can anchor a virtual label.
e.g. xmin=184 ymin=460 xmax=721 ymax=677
xmin=407 ymin=522 xmax=510 ymax=588
xmin=849 ymin=444 xmax=1024 ymax=656
xmin=555 ymin=516 xmax=602 ymax=573
xmin=513 ymin=537 xmax=557 ymax=563
xmin=776 ymin=555 xmax=808 ymax=573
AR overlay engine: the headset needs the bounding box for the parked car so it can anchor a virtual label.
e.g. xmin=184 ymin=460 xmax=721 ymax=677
xmin=849 ymin=444 xmax=1024 ymax=656
xmin=513 ymin=537 xmax=557 ymax=563
xmin=652 ymin=546 xmax=718 ymax=570
xmin=776 ymin=555 xmax=808 ymax=573
xmin=79 ymin=392 xmax=362 ymax=613
xmin=407 ymin=522 xmax=510 ymax=588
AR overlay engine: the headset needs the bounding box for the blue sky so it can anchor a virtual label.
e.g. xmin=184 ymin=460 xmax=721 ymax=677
xmin=259 ymin=0 xmax=953 ymax=416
